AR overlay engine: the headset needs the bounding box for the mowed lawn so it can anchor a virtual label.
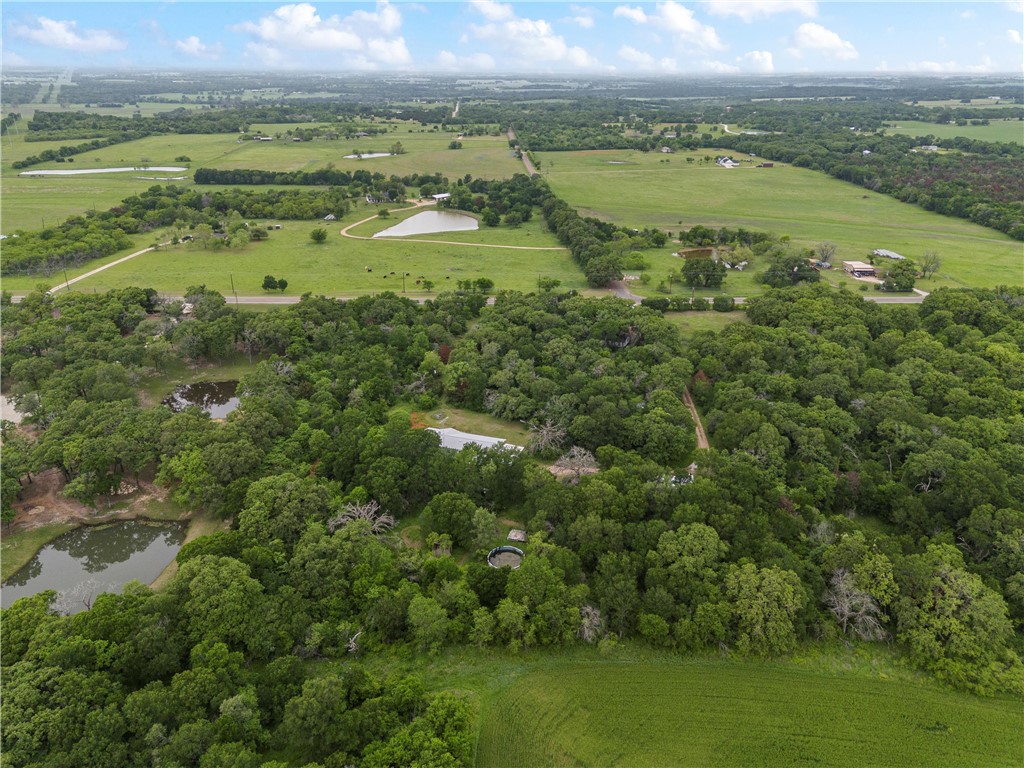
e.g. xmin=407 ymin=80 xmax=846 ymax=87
xmin=540 ymin=149 xmax=1022 ymax=290
xmin=475 ymin=660 xmax=1023 ymax=768
xmin=49 ymin=211 xmax=583 ymax=297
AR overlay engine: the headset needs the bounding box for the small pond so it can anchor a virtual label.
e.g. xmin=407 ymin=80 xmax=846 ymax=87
xmin=373 ymin=211 xmax=479 ymax=238
xmin=19 ymin=166 xmax=188 ymax=177
xmin=163 ymin=380 xmax=240 ymax=418
xmin=2 ymin=521 xmax=187 ymax=613
xmin=343 ymin=152 xmax=392 ymax=159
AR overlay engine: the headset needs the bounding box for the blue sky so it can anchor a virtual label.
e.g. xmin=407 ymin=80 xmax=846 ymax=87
xmin=3 ymin=1 xmax=1023 ymax=74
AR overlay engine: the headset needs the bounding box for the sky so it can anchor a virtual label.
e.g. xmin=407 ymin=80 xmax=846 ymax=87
xmin=2 ymin=1 xmax=1023 ymax=75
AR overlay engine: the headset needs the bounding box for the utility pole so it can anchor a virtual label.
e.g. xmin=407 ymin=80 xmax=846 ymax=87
xmin=230 ymin=273 xmax=238 ymax=306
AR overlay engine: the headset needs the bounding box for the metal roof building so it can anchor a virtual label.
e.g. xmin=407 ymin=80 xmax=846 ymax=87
xmin=873 ymin=249 xmax=906 ymax=260
xmin=427 ymin=427 xmax=521 ymax=452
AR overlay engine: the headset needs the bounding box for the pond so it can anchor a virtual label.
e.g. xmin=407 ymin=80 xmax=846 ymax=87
xmin=343 ymin=152 xmax=392 ymax=159
xmin=163 ymin=380 xmax=239 ymax=418
xmin=2 ymin=521 xmax=187 ymax=613
xmin=373 ymin=210 xmax=479 ymax=238
xmin=19 ymin=166 xmax=188 ymax=177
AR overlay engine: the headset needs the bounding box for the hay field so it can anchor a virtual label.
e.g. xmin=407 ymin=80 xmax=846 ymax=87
xmin=475 ymin=659 xmax=1023 ymax=767
xmin=541 ymin=149 xmax=1022 ymax=290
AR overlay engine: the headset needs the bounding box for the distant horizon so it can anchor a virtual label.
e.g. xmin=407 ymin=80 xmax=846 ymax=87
xmin=3 ymin=2 xmax=1023 ymax=76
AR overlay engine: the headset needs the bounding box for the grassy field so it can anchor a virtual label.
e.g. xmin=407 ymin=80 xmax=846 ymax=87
xmin=665 ymin=310 xmax=747 ymax=337
xmin=471 ymin=653 xmax=1023 ymax=767
xmin=348 ymin=643 xmax=1023 ymax=768
xmin=23 ymin=206 xmax=582 ymax=297
xmin=1 ymin=128 xmax=520 ymax=233
xmin=540 ymin=148 xmax=1022 ymax=292
xmin=886 ymin=119 xmax=1024 ymax=144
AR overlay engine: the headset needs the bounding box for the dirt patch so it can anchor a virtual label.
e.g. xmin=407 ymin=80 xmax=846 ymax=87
xmin=3 ymin=467 xmax=178 ymax=536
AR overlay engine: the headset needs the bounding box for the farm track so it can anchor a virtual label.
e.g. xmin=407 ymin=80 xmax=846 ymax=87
xmin=682 ymin=387 xmax=709 ymax=450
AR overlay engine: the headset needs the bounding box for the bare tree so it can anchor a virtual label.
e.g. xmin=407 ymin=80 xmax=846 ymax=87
xmin=816 ymin=241 xmax=838 ymax=265
xmin=919 ymin=250 xmax=942 ymax=279
xmin=824 ymin=569 xmax=887 ymax=641
xmin=328 ymin=499 xmax=395 ymax=534
xmin=53 ymin=579 xmax=100 ymax=615
xmin=578 ymin=605 xmax=604 ymax=643
xmin=554 ymin=446 xmax=598 ymax=484
xmin=527 ymin=418 xmax=567 ymax=455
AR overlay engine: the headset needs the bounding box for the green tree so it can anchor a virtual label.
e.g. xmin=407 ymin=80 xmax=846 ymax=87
xmin=882 ymin=260 xmax=916 ymax=292
xmin=261 ymin=275 xmax=278 ymax=291
xmin=725 ymin=563 xmax=806 ymax=655
xmin=309 ymin=228 xmax=328 ymax=244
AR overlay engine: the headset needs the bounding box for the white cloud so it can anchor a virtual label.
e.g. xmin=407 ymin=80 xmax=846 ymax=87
xmin=11 ymin=16 xmax=126 ymax=53
xmin=791 ymin=22 xmax=858 ymax=60
xmin=1009 ymin=29 xmax=1023 ymax=44
xmin=960 ymin=10 xmax=976 ymax=19
xmin=471 ymin=0 xmax=515 ymax=22
xmin=436 ymin=50 xmax=496 ymax=70
xmin=1007 ymin=1 xmax=1024 ymax=12
xmin=235 ymin=2 xmax=410 ymax=66
xmin=567 ymin=4 xmax=597 ymax=27
xmin=467 ymin=2 xmax=604 ymax=70
xmin=705 ymin=1 xmax=817 ymax=22
xmin=614 ymin=1 xmax=723 ymax=51
xmin=909 ymin=56 xmax=996 ymax=73
xmin=619 ymin=45 xmax=656 ymax=67
xmin=703 ymin=59 xmax=740 ymax=73
xmin=2 ymin=48 xmax=31 ymax=67
xmin=614 ymin=5 xmax=649 ymax=24
xmin=175 ymin=36 xmax=223 ymax=60
xmin=738 ymin=49 xmax=774 ymax=73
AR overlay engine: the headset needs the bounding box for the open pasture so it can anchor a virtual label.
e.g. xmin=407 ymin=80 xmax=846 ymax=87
xmin=541 ymin=149 xmax=1022 ymax=290
xmin=44 ymin=210 xmax=582 ymax=297
xmin=475 ymin=659 xmax=1023 ymax=768
xmin=1 ymin=128 xmax=521 ymax=232
xmin=886 ymin=119 xmax=1024 ymax=144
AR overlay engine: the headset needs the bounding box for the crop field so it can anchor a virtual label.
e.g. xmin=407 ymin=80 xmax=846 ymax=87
xmin=886 ymin=119 xmax=1024 ymax=144
xmin=474 ymin=659 xmax=1024 ymax=768
xmin=540 ymin=149 xmax=1022 ymax=290
xmin=28 ymin=207 xmax=582 ymax=297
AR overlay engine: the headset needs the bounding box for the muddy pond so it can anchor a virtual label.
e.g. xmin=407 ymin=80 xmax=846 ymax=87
xmin=373 ymin=211 xmax=479 ymax=238
xmin=2 ymin=521 xmax=186 ymax=613
xmin=163 ymin=380 xmax=240 ymax=418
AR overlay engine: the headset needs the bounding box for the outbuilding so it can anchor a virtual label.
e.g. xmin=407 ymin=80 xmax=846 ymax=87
xmin=427 ymin=427 xmax=521 ymax=452
xmin=843 ymin=261 xmax=877 ymax=277
xmin=872 ymin=249 xmax=906 ymax=260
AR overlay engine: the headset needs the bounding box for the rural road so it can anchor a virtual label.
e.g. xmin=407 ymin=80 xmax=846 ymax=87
xmin=507 ymin=127 xmax=538 ymax=175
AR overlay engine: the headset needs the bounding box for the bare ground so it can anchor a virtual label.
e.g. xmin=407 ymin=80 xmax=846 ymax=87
xmin=4 ymin=467 xmax=177 ymax=535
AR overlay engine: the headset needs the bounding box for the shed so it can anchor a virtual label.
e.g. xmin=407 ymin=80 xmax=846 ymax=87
xmin=843 ymin=261 xmax=877 ymax=277
xmin=427 ymin=427 xmax=521 ymax=452
xmin=872 ymin=249 xmax=905 ymax=260
xmin=432 ymin=193 xmax=451 ymax=201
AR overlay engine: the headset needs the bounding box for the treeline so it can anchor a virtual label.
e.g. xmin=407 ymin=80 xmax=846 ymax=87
xmin=12 ymin=134 xmax=146 ymax=169
xmin=504 ymin=98 xmax=1023 ymax=240
xmin=0 ymin=285 xmax=1019 ymax=762
xmin=541 ymin=190 xmax=667 ymax=286
xmin=1 ymin=185 xmax=351 ymax=276
xmin=1 ymin=112 xmax=20 ymax=136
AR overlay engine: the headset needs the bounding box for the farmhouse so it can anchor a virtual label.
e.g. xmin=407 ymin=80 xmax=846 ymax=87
xmin=715 ymin=156 xmax=740 ymax=168
xmin=428 ymin=427 xmax=522 ymax=452
xmin=873 ymin=249 xmax=906 ymax=260
xmin=843 ymin=261 xmax=877 ymax=277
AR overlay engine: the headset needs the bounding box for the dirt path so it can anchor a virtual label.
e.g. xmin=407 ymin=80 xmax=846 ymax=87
xmin=48 ymin=241 xmax=170 ymax=294
xmin=609 ymin=279 xmax=643 ymax=304
xmin=682 ymin=387 xmax=709 ymax=450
